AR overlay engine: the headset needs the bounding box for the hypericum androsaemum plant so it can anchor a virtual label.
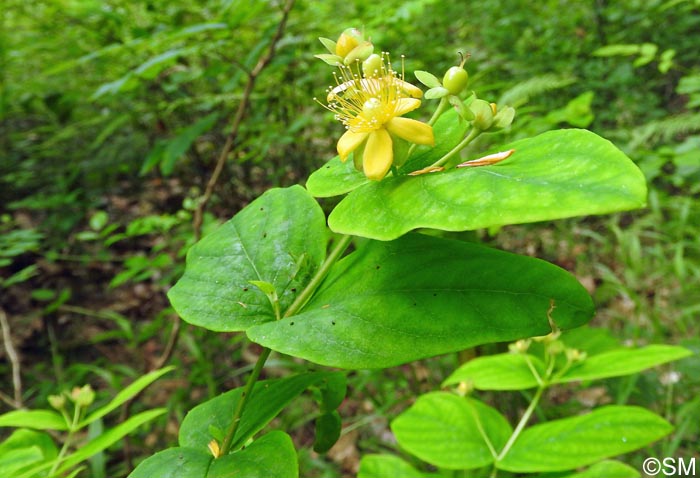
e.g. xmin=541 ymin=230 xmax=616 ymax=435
xmin=129 ymin=28 xmax=651 ymax=477
xmin=360 ymin=331 xmax=691 ymax=477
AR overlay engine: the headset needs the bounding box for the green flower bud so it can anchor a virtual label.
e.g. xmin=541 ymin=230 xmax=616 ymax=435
xmin=362 ymin=53 xmax=383 ymax=78
xmin=566 ymin=348 xmax=587 ymax=363
xmin=70 ymin=385 xmax=95 ymax=407
xmin=48 ymin=394 xmax=66 ymax=410
xmin=443 ymin=66 xmax=469 ymax=95
xmin=546 ymin=340 xmax=565 ymax=356
xmin=509 ymin=339 xmax=531 ymax=354
xmin=344 ymin=41 xmax=374 ymax=65
xmin=335 ymin=28 xmax=363 ymax=57
xmin=469 ymin=99 xmax=494 ymax=130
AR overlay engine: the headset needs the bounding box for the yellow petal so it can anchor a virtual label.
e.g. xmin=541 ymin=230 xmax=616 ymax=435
xmin=363 ymin=129 xmax=393 ymax=180
xmin=396 ymin=79 xmax=423 ymax=98
xmin=393 ymin=98 xmax=422 ymax=116
xmin=337 ymin=130 xmax=368 ymax=162
xmin=386 ymin=117 xmax=435 ymax=146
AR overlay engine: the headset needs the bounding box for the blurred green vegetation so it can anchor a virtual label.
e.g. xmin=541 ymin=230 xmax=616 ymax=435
xmin=2 ymin=0 xmax=699 ymax=476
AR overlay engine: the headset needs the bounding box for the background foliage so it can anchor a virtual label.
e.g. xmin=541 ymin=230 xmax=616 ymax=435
xmin=2 ymin=0 xmax=699 ymax=476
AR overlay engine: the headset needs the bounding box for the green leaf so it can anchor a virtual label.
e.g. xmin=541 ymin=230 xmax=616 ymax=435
xmin=129 ymin=447 xmax=211 ymax=478
xmin=179 ymin=372 xmax=344 ymax=451
xmin=313 ymin=411 xmax=341 ymax=453
xmin=358 ymin=455 xmax=438 ymax=478
xmin=58 ymin=409 xmax=167 ymax=474
xmin=248 ymin=233 xmax=594 ymax=369
xmin=305 ymin=155 xmax=368 ymax=198
xmin=443 ymin=353 xmax=545 ymax=390
xmin=315 ymin=373 xmax=347 ymax=412
xmin=558 ymin=460 xmax=641 ymax=478
xmin=425 ymin=86 xmax=450 ymax=99
xmin=414 ymin=70 xmax=442 ymax=88
xmin=592 ymin=44 xmax=641 ymax=57
xmin=80 ymin=366 xmax=175 ymax=427
xmin=129 ymin=431 xmax=298 ymax=478
xmin=498 ymin=406 xmax=672 ymax=473
xmin=0 ymin=429 xmax=58 ymax=477
xmin=209 ymin=431 xmax=298 ymax=478
xmin=168 ymin=186 xmax=327 ymax=332
xmin=327 ymin=129 xmax=647 ymax=240
xmin=248 ymin=280 xmax=277 ymax=296
xmin=554 ymin=345 xmax=692 ymax=384
xmin=391 ymin=393 xmax=512 ymax=469
xmin=0 ymin=410 xmax=67 ymax=431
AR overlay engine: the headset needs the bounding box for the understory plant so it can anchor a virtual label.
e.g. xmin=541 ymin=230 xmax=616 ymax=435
xmin=361 ymin=331 xmax=691 ymax=477
xmin=0 ymin=368 xmax=172 ymax=478
xmin=127 ymin=28 xmax=661 ymax=477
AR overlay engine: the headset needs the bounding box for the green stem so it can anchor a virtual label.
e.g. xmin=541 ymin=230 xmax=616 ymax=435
xmin=429 ymin=127 xmax=482 ymax=169
xmin=220 ymin=347 xmax=272 ymax=455
xmin=218 ymin=234 xmax=352 ymax=456
xmin=283 ymin=234 xmax=352 ymax=318
xmin=496 ymin=383 xmax=546 ymax=462
xmin=49 ymin=401 xmax=82 ymax=477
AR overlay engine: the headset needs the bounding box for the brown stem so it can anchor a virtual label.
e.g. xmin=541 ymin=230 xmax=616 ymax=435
xmin=0 ymin=307 xmax=23 ymax=408
xmin=192 ymin=0 xmax=296 ymax=241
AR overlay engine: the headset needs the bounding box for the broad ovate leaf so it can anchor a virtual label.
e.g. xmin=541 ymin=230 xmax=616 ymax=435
xmin=168 ymin=186 xmax=327 ymax=331
xmin=498 ymin=406 xmax=672 ymax=472
xmin=328 ymin=129 xmax=647 ymax=240
xmin=129 ymin=431 xmax=297 ymax=478
xmin=443 ymin=353 xmax=545 ymax=390
xmin=391 ymin=393 xmax=512 ymax=469
xmin=554 ymin=344 xmax=692 ymax=384
xmin=247 ymin=233 xmax=593 ymax=369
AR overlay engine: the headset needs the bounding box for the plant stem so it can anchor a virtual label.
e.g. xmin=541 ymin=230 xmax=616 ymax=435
xmin=49 ymin=400 xmax=82 ymax=477
xmin=218 ymin=234 xmax=352 ymax=456
xmin=429 ymin=127 xmax=482 ymax=169
xmin=220 ymin=347 xmax=272 ymax=455
xmin=496 ymin=383 xmax=546 ymax=462
xmin=283 ymin=234 xmax=352 ymax=318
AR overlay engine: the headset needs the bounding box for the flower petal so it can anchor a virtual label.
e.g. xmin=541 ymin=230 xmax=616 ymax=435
xmin=363 ymin=129 xmax=393 ymax=180
xmin=396 ymin=79 xmax=424 ymax=98
xmin=337 ymin=130 xmax=368 ymax=162
xmin=386 ymin=117 xmax=435 ymax=146
xmin=393 ymin=98 xmax=422 ymax=116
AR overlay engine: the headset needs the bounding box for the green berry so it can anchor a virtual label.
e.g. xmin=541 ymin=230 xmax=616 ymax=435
xmin=442 ymin=66 xmax=469 ymax=95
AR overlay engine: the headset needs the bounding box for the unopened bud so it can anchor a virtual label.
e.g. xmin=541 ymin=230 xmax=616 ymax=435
xmin=547 ymin=340 xmax=565 ymax=356
xmin=335 ymin=28 xmax=363 ymax=57
xmin=71 ymin=385 xmax=95 ymax=407
xmin=509 ymin=339 xmax=531 ymax=354
xmin=470 ymin=99 xmax=494 ymax=130
xmin=48 ymin=394 xmax=66 ymax=410
xmin=456 ymin=380 xmax=474 ymax=396
xmin=566 ymin=348 xmax=587 ymax=363
xmin=344 ymin=41 xmax=374 ymax=65
xmin=363 ymin=54 xmax=383 ymax=78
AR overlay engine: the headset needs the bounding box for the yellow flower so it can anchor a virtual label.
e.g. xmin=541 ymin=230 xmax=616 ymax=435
xmin=324 ymin=56 xmax=434 ymax=180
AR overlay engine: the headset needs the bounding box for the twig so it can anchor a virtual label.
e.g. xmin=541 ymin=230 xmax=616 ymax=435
xmin=0 ymin=307 xmax=23 ymax=408
xmin=153 ymin=314 xmax=181 ymax=370
xmin=192 ymin=0 xmax=296 ymax=241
